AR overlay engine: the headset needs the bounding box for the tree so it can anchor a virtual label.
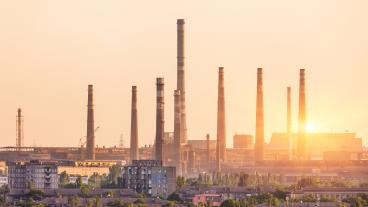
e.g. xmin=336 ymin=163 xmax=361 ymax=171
xmin=238 ymin=173 xmax=249 ymax=187
xmin=76 ymin=176 xmax=82 ymax=188
xmin=176 ymin=176 xmax=185 ymax=189
xmin=134 ymin=198 xmax=145 ymax=204
xmin=59 ymin=171 xmax=69 ymax=186
xmin=266 ymin=196 xmax=280 ymax=207
xmin=109 ymin=165 xmax=122 ymax=187
xmin=105 ymin=190 xmax=115 ymax=198
xmin=107 ymin=199 xmax=126 ymax=207
xmin=343 ymin=195 xmax=368 ymax=207
xmin=94 ymin=196 xmax=103 ymax=207
xmin=272 ymin=188 xmax=287 ymax=200
xmin=301 ymin=194 xmax=317 ymax=202
xmin=220 ymin=199 xmax=240 ymax=207
xmin=0 ymin=185 xmax=9 ymax=203
xmin=68 ymin=195 xmax=81 ymax=207
xmin=162 ymin=201 xmax=176 ymax=207
xmin=167 ymin=192 xmax=182 ymax=203
xmin=296 ymin=177 xmax=318 ymax=189
xmin=80 ymin=184 xmax=91 ymax=197
xmin=137 ymin=193 xmax=145 ymax=198
xmin=28 ymin=189 xmax=44 ymax=201
xmin=26 ymin=180 xmax=35 ymax=190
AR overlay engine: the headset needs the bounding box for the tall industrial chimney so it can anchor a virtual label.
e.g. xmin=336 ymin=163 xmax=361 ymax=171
xmin=16 ymin=108 xmax=24 ymax=150
xmin=130 ymin=86 xmax=139 ymax=162
xmin=177 ymin=19 xmax=188 ymax=144
xmin=206 ymin=134 xmax=210 ymax=171
xmin=216 ymin=133 xmax=221 ymax=173
xmin=173 ymin=90 xmax=182 ymax=175
xmin=255 ymin=68 xmax=264 ymax=162
xmin=155 ymin=78 xmax=165 ymax=162
xmin=298 ymin=69 xmax=306 ymax=160
xmin=86 ymin=85 xmax=95 ymax=160
xmin=287 ymin=87 xmax=292 ymax=160
xmin=216 ymin=67 xmax=226 ymax=172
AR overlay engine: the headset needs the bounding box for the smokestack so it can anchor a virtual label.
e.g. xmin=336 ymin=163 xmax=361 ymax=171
xmin=287 ymin=87 xmax=292 ymax=160
xmin=155 ymin=78 xmax=165 ymax=162
xmin=298 ymin=69 xmax=306 ymax=160
xmin=16 ymin=108 xmax=24 ymax=150
xmin=173 ymin=90 xmax=182 ymax=175
xmin=130 ymin=86 xmax=139 ymax=162
xmin=86 ymin=85 xmax=95 ymax=160
xmin=216 ymin=138 xmax=220 ymax=172
xmin=255 ymin=68 xmax=264 ymax=162
xmin=206 ymin=134 xmax=210 ymax=171
xmin=216 ymin=67 xmax=226 ymax=172
xmin=177 ymin=19 xmax=188 ymax=144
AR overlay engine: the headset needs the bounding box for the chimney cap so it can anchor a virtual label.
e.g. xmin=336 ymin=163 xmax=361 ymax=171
xmin=156 ymin=77 xmax=164 ymax=84
xmin=177 ymin=19 xmax=185 ymax=24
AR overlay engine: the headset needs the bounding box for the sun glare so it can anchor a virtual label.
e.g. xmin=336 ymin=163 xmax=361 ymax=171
xmin=305 ymin=122 xmax=317 ymax=133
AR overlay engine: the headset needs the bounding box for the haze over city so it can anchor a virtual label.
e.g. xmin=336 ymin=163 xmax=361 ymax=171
xmin=0 ymin=0 xmax=367 ymax=148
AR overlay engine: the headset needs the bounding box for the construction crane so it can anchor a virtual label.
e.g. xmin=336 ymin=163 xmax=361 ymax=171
xmin=79 ymin=126 xmax=100 ymax=148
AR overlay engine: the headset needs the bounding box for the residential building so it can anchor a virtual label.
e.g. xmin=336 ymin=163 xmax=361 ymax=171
xmin=121 ymin=160 xmax=176 ymax=197
xmin=8 ymin=160 xmax=58 ymax=189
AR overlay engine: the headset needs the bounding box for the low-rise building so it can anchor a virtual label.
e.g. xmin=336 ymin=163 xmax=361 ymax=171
xmin=121 ymin=160 xmax=176 ymax=197
xmin=58 ymin=160 xmax=116 ymax=176
xmin=290 ymin=187 xmax=368 ymax=200
xmin=68 ymin=176 xmax=89 ymax=185
xmin=8 ymin=160 xmax=58 ymax=189
xmin=193 ymin=194 xmax=222 ymax=207
xmin=58 ymin=166 xmax=109 ymax=177
xmin=0 ymin=175 xmax=8 ymax=187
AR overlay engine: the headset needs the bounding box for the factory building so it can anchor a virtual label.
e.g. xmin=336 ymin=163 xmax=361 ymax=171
xmin=121 ymin=160 xmax=176 ymax=197
xmin=233 ymin=134 xmax=254 ymax=149
xmin=266 ymin=132 xmax=363 ymax=160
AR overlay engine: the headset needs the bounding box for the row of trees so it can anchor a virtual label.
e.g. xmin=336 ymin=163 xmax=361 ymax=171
xmin=292 ymin=177 xmax=355 ymax=189
xmin=220 ymin=193 xmax=368 ymax=207
xmin=179 ymin=172 xmax=284 ymax=188
xmin=343 ymin=194 xmax=368 ymax=207
xmin=178 ymin=172 xmax=360 ymax=190
xmin=220 ymin=193 xmax=282 ymax=207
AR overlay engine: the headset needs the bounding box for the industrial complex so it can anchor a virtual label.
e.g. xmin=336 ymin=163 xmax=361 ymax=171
xmin=0 ymin=19 xmax=367 ymax=206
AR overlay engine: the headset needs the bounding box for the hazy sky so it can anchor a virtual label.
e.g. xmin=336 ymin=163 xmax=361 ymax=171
xmin=0 ymin=0 xmax=367 ymax=148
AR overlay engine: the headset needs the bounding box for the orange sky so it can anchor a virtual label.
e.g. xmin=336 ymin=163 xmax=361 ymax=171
xmin=0 ymin=0 xmax=367 ymax=148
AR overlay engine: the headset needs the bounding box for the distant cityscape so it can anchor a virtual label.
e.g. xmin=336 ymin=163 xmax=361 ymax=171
xmin=0 ymin=19 xmax=367 ymax=207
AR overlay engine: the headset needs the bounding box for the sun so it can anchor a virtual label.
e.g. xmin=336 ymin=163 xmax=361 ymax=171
xmin=305 ymin=122 xmax=317 ymax=133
